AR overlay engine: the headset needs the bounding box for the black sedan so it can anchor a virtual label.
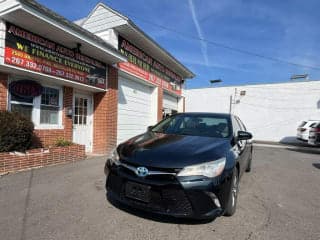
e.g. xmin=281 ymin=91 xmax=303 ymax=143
xmin=105 ymin=113 xmax=253 ymax=220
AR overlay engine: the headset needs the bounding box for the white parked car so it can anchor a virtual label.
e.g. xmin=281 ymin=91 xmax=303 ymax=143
xmin=297 ymin=120 xmax=319 ymax=141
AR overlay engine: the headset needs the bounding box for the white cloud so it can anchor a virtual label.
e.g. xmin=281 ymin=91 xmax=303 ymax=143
xmin=188 ymin=0 xmax=209 ymax=66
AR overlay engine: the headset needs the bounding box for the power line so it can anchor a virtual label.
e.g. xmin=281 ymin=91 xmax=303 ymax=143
xmin=127 ymin=13 xmax=320 ymax=71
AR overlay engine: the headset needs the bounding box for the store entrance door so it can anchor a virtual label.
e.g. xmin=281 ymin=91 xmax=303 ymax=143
xmin=73 ymin=93 xmax=93 ymax=152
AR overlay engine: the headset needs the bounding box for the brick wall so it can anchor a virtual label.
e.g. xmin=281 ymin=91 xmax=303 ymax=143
xmin=157 ymin=87 xmax=163 ymax=122
xmin=0 ymin=144 xmax=85 ymax=175
xmin=93 ymin=66 xmax=118 ymax=155
xmin=34 ymin=86 xmax=73 ymax=147
xmin=0 ymin=73 xmax=8 ymax=111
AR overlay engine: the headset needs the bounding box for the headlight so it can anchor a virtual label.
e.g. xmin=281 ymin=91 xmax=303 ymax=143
xmin=177 ymin=157 xmax=226 ymax=178
xmin=108 ymin=148 xmax=121 ymax=166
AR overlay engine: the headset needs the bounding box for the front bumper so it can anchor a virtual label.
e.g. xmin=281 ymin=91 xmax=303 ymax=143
xmin=105 ymin=163 xmax=232 ymax=219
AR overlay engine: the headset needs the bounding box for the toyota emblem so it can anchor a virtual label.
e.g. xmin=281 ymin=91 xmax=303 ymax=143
xmin=135 ymin=166 xmax=149 ymax=177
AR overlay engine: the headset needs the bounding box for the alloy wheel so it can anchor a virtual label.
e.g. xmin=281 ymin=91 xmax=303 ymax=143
xmin=231 ymin=174 xmax=238 ymax=207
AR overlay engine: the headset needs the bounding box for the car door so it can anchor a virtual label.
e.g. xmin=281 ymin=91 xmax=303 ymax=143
xmin=231 ymin=116 xmax=247 ymax=176
xmin=235 ymin=116 xmax=251 ymax=169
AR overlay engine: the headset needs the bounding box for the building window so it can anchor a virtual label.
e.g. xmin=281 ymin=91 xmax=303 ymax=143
xmin=40 ymin=87 xmax=60 ymax=124
xmin=10 ymin=94 xmax=34 ymax=121
xmin=74 ymin=97 xmax=88 ymax=125
xmin=9 ymin=82 xmax=62 ymax=129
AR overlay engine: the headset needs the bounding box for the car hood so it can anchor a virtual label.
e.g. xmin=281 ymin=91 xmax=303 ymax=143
xmin=118 ymin=132 xmax=231 ymax=169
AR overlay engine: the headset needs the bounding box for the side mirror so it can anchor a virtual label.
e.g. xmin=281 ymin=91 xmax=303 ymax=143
xmin=237 ymin=131 xmax=253 ymax=140
xmin=147 ymin=126 xmax=153 ymax=131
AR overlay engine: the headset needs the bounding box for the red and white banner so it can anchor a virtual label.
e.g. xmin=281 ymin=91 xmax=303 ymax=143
xmin=118 ymin=62 xmax=182 ymax=95
xmin=5 ymin=48 xmax=89 ymax=84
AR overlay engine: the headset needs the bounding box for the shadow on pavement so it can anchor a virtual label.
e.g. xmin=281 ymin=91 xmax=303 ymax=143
xmin=280 ymin=136 xmax=310 ymax=147
xmin=312 ymin=163 xmax=320 ymax=169
xmin=286 ymin=148 xmax=320 ymax=155
xmin=106 ymin=193 xmax=214 ymax=225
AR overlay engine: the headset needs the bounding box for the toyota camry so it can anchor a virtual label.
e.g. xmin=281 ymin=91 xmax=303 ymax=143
xmin=105 ymin=113 xmax=253 ymax=220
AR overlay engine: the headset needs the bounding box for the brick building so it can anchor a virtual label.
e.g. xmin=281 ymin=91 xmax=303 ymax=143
xmin=77 ymin=3 xmax=194 ymax=144
xmin=0 ymin=0 xmax=193 ymax=155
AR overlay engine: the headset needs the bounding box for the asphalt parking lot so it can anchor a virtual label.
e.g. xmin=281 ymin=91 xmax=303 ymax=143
xmin=1 ymin=145 xmax=320 ymax=240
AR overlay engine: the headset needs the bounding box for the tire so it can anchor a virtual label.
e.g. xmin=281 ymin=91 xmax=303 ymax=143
xmin=224 ymin=168 xmax=239 ymax=216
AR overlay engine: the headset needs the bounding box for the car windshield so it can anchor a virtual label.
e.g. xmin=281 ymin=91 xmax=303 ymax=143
xmin=151 ymin=115 xmax=231 ymax=138
xmin=310 ymin=123 xmax=317 ymax=127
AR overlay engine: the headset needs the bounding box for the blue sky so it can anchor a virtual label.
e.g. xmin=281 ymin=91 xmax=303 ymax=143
xmin=38 ymin=0 xmax=320 ymax=89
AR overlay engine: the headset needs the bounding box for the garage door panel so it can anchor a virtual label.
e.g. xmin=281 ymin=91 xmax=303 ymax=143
xmin=118 ymin=77 xmax=154 ymax=144
xmin=118 ymin=98 xmax=150 ymax=109
xmin=120 ymin=92 xmax=151 ymax=100
xmin=120 ymin=81 xmax=152 ymax=95
xmin=163 ymin=93 xmax=178 ymax=110
xmin=118 ymin=108 xmax=150 ymax=116
xmin=117 ymin=123 xmax=149 ymax=128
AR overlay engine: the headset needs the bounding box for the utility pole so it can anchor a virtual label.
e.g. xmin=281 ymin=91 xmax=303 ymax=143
xmin=229 ymin=88 xmax=237 ymax=113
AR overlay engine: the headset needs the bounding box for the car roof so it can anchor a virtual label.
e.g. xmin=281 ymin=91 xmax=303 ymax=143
xmin=176 ymin=112 xmax=232 ymax=118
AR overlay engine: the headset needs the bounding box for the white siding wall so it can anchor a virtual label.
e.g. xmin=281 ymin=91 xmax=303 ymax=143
xmin=81 ymin=5 xmax=126 ymax=34
xmin=0 ymin=19 xmax=5 ymax=65
xmin=163 ymin=92 xmax=178 ymax=111
xmin=96 ymin=29 xmax=118 ymax=49
xmin=185 ymin=81 xmax=320 ymax=143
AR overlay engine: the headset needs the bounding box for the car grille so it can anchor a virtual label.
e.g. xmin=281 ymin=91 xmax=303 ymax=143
xmin=107 ymin=174 xmax=193 ymax=216
xmin=119 ymin=163 xmax=179 ymax=181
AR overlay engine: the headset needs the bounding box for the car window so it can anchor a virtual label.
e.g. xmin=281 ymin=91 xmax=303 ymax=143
xmin=151 ymin=115 xmax=177 ymax=133
xmin=232 ymin=117 xmax=242 ymax=136
xmin=310 ymin=123 xmax=317 ymax=128
xmin=151 ymin=115 xmax=231 ymax=138
xmin=236 ymin=117 xmax=247 ymax=131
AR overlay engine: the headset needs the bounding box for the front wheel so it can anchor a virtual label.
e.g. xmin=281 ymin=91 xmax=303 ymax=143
xmin=224 ymin=168 xmax=239 ymax=216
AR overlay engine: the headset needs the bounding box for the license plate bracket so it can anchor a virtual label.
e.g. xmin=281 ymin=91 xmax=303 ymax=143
xmin=125 ymin=181 xmax=151 ymax=203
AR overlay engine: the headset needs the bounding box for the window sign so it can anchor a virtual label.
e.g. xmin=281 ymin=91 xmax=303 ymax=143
xmin=10 ymin=81 xmax=62 ymax=127
xmin=9 ymin=80 xmax=43 ymax=99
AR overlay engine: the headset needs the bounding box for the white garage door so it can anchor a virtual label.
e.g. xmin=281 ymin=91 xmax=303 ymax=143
xmin=163 ymin=92 xmax=178 ymax=111
xmin=118 ymin=77 xmax=154 ymax=143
